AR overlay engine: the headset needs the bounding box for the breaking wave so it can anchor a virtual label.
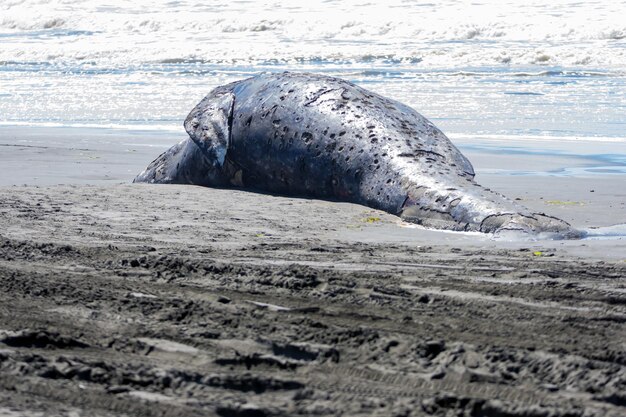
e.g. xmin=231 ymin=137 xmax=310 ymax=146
xmin=1 ymin=0 xmax=625 ymax=69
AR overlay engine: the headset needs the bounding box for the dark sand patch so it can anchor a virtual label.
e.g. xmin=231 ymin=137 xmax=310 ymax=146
xmin=0 ymin=184 xmax=624 ymax=416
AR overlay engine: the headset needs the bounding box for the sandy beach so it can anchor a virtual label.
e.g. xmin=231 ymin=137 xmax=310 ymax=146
xmin=0 ymin=126 xmax=625 ymax=416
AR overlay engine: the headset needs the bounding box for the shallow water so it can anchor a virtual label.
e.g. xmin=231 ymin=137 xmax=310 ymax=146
xmin=1 ymin=1 xmax=625 ymax=149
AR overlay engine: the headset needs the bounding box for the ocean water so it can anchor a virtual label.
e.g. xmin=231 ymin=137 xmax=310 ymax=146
xmin=1 ymin=0 xmax=625 ymax=144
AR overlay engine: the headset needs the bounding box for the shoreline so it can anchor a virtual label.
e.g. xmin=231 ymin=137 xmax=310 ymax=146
xmin=2 ymin=125 xmax=624 ymax=183
xmin=1 ymin=124 xmax=624 ymax=234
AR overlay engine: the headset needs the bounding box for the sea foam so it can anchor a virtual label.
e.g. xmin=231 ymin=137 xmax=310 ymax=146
xmin=1 ymin=0 xmax=625 ymax=69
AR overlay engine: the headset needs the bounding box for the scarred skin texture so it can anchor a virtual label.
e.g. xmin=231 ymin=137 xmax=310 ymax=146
xmin=134 ymin=72 xmax=580 ymax=238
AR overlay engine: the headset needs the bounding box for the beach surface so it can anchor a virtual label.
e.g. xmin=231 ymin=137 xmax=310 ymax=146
xmin=0 ymin=127 xmax=625 ymax=416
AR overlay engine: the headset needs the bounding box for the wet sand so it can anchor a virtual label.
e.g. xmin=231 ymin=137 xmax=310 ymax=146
xmin=0 ymin=126 xmax=625 ymax=416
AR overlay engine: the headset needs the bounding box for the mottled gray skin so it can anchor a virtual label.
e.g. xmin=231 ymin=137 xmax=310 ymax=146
xmin=135 ymin=72 xmax=580 ymax=238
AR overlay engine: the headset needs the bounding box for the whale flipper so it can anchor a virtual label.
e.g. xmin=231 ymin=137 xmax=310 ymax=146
xmin=184 ymin=88 xmax=235 ymax=170
xmin=135 ymin=88 xmax=236 ymax=186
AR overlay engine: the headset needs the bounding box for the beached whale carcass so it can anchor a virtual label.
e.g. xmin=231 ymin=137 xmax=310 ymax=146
xmin=134 ymin=72 xmax=579 ymax=238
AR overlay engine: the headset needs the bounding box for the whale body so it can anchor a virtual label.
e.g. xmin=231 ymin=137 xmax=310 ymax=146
xmin=134 ymin=72 xmax=578 ymax=238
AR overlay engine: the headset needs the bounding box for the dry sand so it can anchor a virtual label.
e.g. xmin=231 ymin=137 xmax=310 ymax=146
xmin=0 ymin=126 xmax=625 ymax=416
